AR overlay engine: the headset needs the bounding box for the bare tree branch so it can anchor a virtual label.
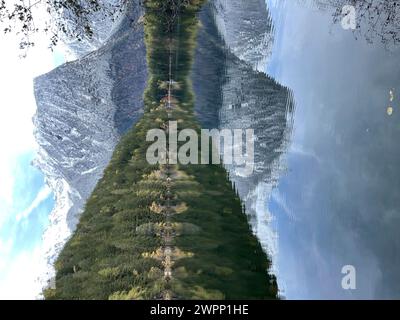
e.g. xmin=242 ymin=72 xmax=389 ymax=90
xmin=0 ymin=0 xmax=128 ymax=52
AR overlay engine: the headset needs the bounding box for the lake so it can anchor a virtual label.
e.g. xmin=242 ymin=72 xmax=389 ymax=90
xmin=265 ymin=0 xmax=400 ymax=299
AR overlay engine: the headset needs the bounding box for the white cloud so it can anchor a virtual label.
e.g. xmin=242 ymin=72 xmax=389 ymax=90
xmin=0 ymin=246 xmax=44 ymax=300
xmin=0 ymin=34 xmax=55 ymax=154
xmin=15 ymin=186 xmax=52 ymax=222
xmin=0 ymin=238 xmax=13 ymax=252
xmin=0 ymin=2 xmax=55 ymax=224
xmin=271 ymin=189 xmax=299 ymax=222
xmin=289 ymin=143 xmax=321 ymax=163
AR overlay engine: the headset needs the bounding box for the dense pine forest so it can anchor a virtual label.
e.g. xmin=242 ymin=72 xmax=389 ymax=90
xmin=44 ymin=0 xmax=278 ymax=300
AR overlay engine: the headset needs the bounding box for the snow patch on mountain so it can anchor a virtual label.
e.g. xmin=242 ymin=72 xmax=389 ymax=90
xmin=212 ymin=0 xmax=274 ymax=71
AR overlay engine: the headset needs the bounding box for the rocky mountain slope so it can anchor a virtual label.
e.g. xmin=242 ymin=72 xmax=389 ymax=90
xmin=33 ymin=1 xmax=147 ymax=290
xmin=211 ymin=0 xmax=274 ymax=72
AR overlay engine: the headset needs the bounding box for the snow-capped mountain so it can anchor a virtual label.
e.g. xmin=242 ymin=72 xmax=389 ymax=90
xmin=33 ymin=0 xmax=146 ymax=293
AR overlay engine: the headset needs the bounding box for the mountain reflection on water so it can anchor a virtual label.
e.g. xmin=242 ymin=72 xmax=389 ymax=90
xmin=192 ymin=0 xmax=295 ymax=276
xmin=265 ymin=0 xmax=400 ymax=299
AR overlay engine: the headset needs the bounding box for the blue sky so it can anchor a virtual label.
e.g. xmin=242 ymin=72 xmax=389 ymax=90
xmin=0 ymin=153 xmax=54 ymax=298
xmin=0 ymin=8 xmax=65 ymax=297
xmin=1 ymin=152 xmax=53 ymax=248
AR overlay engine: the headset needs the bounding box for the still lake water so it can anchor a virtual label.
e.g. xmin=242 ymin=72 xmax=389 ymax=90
xmin=265 ymin=0 xmax=400 ymax=299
